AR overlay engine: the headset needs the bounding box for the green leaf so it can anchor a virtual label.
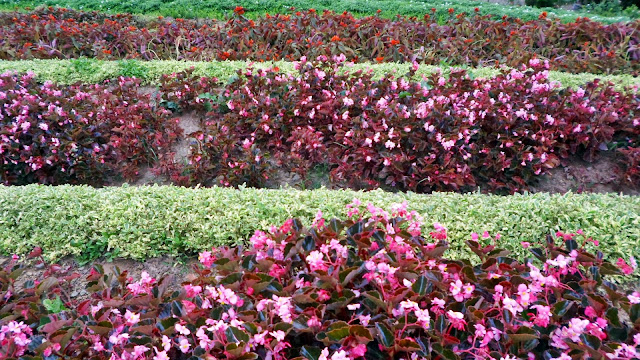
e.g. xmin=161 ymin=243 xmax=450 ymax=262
xmin=301 ymin=346 xmax=322 ymax=360
xmin=43 ymin=297 xmax=68 ymax=313
xmin=411 ymin=275 xmax=429 ymax=295
xmin=225 ymin=326 xmax=250 ymax=343
xmin=375 ymin=322 xmax=395 ymax=348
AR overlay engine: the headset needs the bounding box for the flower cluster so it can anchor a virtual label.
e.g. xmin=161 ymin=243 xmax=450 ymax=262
xmin=1 ymin=7 xmax=640 ymax=74
xmin=0 ymin=71 xmax=182 ymax=185
xmin=1 ymin=202 xmax=639 ymax=359
xmin=177 ymin=58 xmax=639 ymax=193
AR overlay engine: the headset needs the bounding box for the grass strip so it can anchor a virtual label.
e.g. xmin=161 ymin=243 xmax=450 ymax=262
xmin=0 ymin=0 xmax=634 ymax=23
xmin=1 ymin=184 xmax=638 ymax=263
xmin=1 ymin=59 xmax=639 ymax=90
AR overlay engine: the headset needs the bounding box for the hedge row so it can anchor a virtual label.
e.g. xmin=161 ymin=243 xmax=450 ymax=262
xmin=1 ymin=185 xmax=639 ymax=263
xmin=0 ymin=0 xmax=633 ymax=23
xmin=1 ymin=8 xmax=639 ymax=74
xmin=2 ymin=59 xmax=640 ymax=89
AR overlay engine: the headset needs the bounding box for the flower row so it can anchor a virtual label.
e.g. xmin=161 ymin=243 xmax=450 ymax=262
xmin=2 ymin=59 xmax=640 ymax=191
xmin=0 ymin=71 xmax=181 ymax=185
xmin=2 ymin=202 xmax=639 ymax=360
xmin=1 ymin=7 xmax=640 ymax=74
xmin=160 ymin=58 xmax=640 ymax=193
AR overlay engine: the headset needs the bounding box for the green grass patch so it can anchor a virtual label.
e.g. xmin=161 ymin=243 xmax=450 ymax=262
xmin=0 ymin=0 xmax=634 ymax=23
xmin=1 ymin=59 xmax=639 ymax=90
xmin=1 ymin=185 xmax=638 ymax=263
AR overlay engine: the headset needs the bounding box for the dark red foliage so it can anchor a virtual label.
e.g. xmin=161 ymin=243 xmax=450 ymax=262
xmin=171 ymin=59 xmax=640 ymax=193
xmin=0 ymin=72 xmax=182 ymax=185
xmin=1 ymin=7 xmax=640 ymax=74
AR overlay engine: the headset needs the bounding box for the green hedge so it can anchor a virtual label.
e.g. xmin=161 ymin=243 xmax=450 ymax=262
xmin=0 ymin=0 xmax=634 ymax=23
xmin=1 ymin=59 xmax=639 ymax=90
xmin=1 ymin=185 xmax=638 ymax=263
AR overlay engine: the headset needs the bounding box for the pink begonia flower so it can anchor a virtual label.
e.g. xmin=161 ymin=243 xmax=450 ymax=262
xmin=351 ymin=344 xmax=367 ymax=357
xmin=530 ymin=305 xmax=551 ymax=328
xmin=124 ymin=310 xmax=140 ymax=325
xmin=306 ymin=250 xmax=328 ymax=271
xmin=628 ymin=291 xmax=640 ymax=304
xmin=153 ymin=348 xmax=169 ymax=360
xmin=502 ymin=297 xmax=523 ymax=316
xmin=270 ymin=330 xmax=286 ymax=342
xmin=447 ymin=310 xmax=466 ymax=330
xmin=161 ymin=335 xmax=171 ymax=352
xmin=550 ymin=354 xmax=571 ymax=360
xmin=175 ymin=323 xmax=190 ymax=336
xmin=616 ymin=258 xmax=634 ymax=275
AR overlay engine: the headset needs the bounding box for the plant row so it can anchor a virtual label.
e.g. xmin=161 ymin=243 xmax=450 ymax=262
xmin=2 ymin=59 xmax=640 ymax=192
xmin=167 ymin=59 xmax=639 ymax=193
xmin=2 ymin=203 xmax=640 ymax=359
xmin=0 ymin=71 xmax=182 ymax=185
xmin=2 ymin=0 xmax=634 ymax=23
xmin=1 ymin=185 xmax=638 ymax=262
xmin=2 ymin=7 xmax=640 ymax=74
xmin=3 ymin=59 xmax=640 ymax=90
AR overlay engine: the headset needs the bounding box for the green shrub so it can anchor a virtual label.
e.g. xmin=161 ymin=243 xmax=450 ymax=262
xmin=0 ymin=59 xmax=639 ymax=90
xmin=0 ymin=0 xmax=635 ymax=23
xmin=0 ymin=185 xmax=638 ymax=263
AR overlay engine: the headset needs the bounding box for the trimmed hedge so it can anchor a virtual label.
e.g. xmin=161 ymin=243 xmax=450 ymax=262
xmin=1 ymin=185 xmax=638 ymax=262
xmin=0 ymin=0 xmax=634 ymax=23
xmin=1 ymin=59 xmax=640 ymax=90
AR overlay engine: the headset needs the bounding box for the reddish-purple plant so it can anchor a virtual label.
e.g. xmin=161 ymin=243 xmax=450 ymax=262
xmin=178 ymin=58 xmax=639 ymax=193
xmin=1 ymin=201 xmax=639 ymax=359
xmin=1 ymin=7 xmax=640 ymax=74
xmin=0 ymin=71 xmax=182 ymax=185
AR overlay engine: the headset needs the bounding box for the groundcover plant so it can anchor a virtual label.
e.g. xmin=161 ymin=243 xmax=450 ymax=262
xmin=1 ymin=201 xmax=639 ymax=359
xmin=1 ymin=7 xmax=640 ymax=74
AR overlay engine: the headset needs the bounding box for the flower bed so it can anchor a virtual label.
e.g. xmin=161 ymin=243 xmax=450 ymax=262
xmin=0 ymin=71 xmax=181 ymax=185
xmin=163 ymin=59 xmax=640 ymax=193
xmin=2 ymin=202 xmax=639 ymax=359
xmin=2 ymin=59 xmax=639 ymax=191
xmin=1 ymin=7 xmax=640 ymax=74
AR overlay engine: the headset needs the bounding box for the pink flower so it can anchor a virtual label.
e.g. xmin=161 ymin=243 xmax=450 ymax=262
xmin=628 ymin=291 xmax=640 ymax=304
xmin=306 ymin=250 xmax=328 ymax=271
xmin=184 ymin=284 xmax=202 ymax=297
xmin=175 ymin=323 xmax=190 ymax=336
xmin=502 ymin=297 xmax=523 ymax=316
xmin=270 ymin=330 xmax=286 ymax=342
xmin=447 ymin=310 xmax=466 ymax=331
xmin=617 ymin=258 xmax=634 ymax=275
xmin=351 ymin=344 xmax=367 ymax=357
xmin=124 ymin=310 xmax=140 ymax=325
xmin=532 ymin=305 xmax=551 ymax=327
xmin=178 ymin=338 xmax=190 ymax=353
xmin=153 ymin=348 xmax=169 ymax=360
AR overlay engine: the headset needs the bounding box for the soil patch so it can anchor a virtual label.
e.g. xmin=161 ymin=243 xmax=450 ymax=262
xmin=530 ymin=153 xmax=639 ymax=195
xmin=0 ymin=256 xmax=194 ymax=302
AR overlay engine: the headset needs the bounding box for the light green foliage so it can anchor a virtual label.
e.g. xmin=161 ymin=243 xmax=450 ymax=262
xmin=0 ymin=59 xmax=639 ymax=90
xmin=0 ymin=0 xmax=635 ymax=23
xmin=1 ymin=185 xmax=638 ymax=263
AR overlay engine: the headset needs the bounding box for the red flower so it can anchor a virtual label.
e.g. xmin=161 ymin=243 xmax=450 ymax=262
xmin=390 ymin=39 xmax=400 ymax=46
xmin=539 ymin=11 xmax=548 ymax=19
xmin=376 ymin=9 xmax=381 ymax=13
xmin=448 ymin=8 xmax=455 ymax=14
xmin=474 ymin=7 xmax=479 ymax=12
xmin=102 ymin=49 xmax=112 ymax=55
xmin=234 ymin=6 xmax=245 ymax=15
xmin=431 ymin=7 xmax=436 ymax=13
xmin=375 ymin=56 xmax=384 ymax=63
xmin=331 ymin=35 xmax=341 ymax=42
